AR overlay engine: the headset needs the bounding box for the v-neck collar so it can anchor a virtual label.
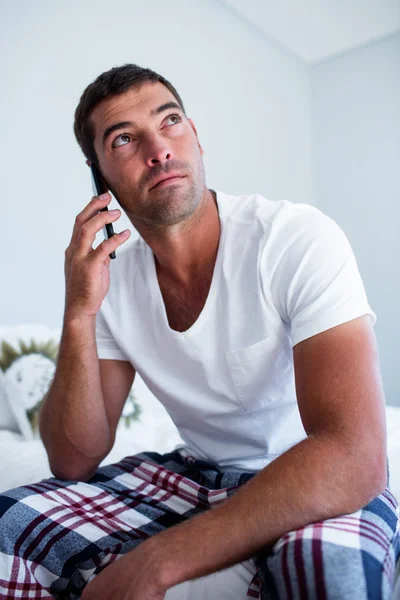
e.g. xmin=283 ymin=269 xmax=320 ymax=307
xmin=143 ymin=189 xmax=225 ymax=340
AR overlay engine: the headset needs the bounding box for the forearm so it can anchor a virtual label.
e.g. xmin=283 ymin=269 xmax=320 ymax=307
xmin=150 ymin=432 xmax=386 ymax=590
xmin=39 ymin=316 xmax=110 ymax=474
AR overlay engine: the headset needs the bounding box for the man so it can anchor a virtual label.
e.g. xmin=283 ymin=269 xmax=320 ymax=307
xmin=0 ymin=63 xmax=399 ymax=600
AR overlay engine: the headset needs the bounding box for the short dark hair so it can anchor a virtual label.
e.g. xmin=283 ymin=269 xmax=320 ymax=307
xmin=73 ymin=63 xmax=187 ymax=166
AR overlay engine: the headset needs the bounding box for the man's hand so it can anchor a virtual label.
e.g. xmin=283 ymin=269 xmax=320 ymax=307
xmin=64 ymin=191 xmax=131 ymax=322
xmin=81 ymin=540 xmax=168 ymax=600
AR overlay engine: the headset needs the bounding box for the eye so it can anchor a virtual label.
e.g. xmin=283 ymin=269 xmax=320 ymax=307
xmin=111 ymin=114 xmax=183 ymax=148
xmin=164 ymin=113 xmax=182 ymax=126
xmin=112 ymin=133 xmax=134 ymax=148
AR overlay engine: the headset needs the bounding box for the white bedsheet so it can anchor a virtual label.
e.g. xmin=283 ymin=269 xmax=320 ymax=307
xmin=1 ymin=406 xmax=399 ymax=499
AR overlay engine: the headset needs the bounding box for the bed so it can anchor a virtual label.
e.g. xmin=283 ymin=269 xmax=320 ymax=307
xmin=0 ymin=324 xmax=399 ymax=598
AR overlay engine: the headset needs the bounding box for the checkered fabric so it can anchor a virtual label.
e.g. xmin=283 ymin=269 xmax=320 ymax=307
xmin=0 ymin=449 xmax=399 ymax=599
xmin=254 ymin=486 xmax=400 ymax=599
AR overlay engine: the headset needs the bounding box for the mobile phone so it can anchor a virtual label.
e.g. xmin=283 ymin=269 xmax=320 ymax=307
xmin=90 ymin=163 xmax=116 ymax=259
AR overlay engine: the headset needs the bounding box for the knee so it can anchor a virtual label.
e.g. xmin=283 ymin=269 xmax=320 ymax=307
xmin=254 ymin=514 xmax=395 ymax=600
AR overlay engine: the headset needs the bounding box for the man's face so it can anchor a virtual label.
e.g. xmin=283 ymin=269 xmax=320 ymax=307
xmin=89 ymin=81 xmax=206 ymax=227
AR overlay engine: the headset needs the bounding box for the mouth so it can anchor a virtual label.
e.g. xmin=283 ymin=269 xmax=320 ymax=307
xmin=150 ymin=175 xmax=186 ymax=190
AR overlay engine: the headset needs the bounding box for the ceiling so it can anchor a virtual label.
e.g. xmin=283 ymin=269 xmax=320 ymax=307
xmin=218 ymin=0 xmax=400 ymax=63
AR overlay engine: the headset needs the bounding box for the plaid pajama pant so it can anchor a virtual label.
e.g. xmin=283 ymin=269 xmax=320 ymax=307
xmin=0 ymin=448 xmax=399 ymax=600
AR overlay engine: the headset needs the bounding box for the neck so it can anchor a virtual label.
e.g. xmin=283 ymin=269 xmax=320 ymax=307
xmin=138 ymin=188 xmax=220 ymax=287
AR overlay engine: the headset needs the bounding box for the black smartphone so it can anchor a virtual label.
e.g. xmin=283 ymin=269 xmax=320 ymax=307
xmin=90 ymin=163 xmax=116 ymax=259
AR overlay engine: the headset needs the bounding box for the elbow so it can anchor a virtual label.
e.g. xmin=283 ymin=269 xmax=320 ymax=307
xmin=354 ymin=445 xmax=388 ymax=507
xmin=47 ymin=443 xmax=110 ymax=482
xmin=41 ymin=423 xmax=112 ymax=483
xmin=326 ymin=432 xmax=388 ymax=514
xmin=49 ymin=464 xmax=74 ymax=481
xmin=49 ymin=461 xmax=98 ymax=482
xmin=365 ymin=460 xmax=388 ymax=499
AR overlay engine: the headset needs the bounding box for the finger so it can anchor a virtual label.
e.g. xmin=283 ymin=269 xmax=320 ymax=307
xmin=90 ymin=229 xmax=131 ymax=263
xmin=75 ymin=208 xmax=122 ymax=257
xmin=68 ymin=193 xmax=112 ymax=249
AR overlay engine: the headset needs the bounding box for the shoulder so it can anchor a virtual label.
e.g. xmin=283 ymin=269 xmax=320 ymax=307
xmin=216 ymin=189 xmax=346 ymax=258
xmin=217 ymin=189 xmax=331 ymax=236
xmin=257 ymin=199 xmax=353 ymax=286
xmin=217 ymin=189 xmax=285 ymax=225
xmin=256 ymin=199 xmax=348 ymax=258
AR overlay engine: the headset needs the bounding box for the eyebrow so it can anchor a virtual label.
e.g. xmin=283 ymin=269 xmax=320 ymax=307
xmin=101 ymin=101 xmax=184 ymax=149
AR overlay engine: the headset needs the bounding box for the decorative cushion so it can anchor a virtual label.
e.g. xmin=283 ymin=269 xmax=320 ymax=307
xmin=0 ymin=368 xmax=19 ymax=432
xmin=0 ymin=325 xmax=141 ymax=440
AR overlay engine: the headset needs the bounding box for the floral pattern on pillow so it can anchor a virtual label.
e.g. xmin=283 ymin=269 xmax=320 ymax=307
xmin=0 ymin=331 xmax=141 ymax=440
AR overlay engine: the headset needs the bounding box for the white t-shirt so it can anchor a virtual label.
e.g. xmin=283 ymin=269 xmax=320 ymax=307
xmin=95 ymin=189 xmax=376 ymax=472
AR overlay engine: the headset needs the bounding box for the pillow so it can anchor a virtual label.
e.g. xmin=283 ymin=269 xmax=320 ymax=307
xmin=0 ymin=324 xmax=141 ymax=440
xmin=0 ymin=368 xmax=19 ymax=432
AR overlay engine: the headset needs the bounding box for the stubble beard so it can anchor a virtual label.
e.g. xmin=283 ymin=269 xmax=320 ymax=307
xmin=108 ymin=157 xmax=206 ymax=228
xmin=114 ymin=173 xmax=205 ymax=228
xmin=141 ymin=181 xmax=201 ymax=226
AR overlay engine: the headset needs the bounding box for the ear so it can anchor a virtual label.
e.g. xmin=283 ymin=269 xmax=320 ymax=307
xmin=188 ymin=118 xmax=204 ymax=156
xmin=86 ymin=159 xmax=91 ymax=167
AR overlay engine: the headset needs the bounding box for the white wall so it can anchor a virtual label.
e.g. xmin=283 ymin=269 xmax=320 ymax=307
xmin=311 ymin=33 xmax=400 ymax=406
xmin=0 ymin=0 xmax=313 ymax=329
xmin=4 ymin=1 xmax=394 ymax=408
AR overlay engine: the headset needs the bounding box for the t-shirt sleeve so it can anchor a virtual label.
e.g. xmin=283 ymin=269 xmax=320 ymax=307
xmin=95 ymin=306 xmax=130 ymax=361
xmin=261 ymin=205 xmax=377 ymax=347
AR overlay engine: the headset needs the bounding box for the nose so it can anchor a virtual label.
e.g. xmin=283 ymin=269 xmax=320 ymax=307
xmin=144 ymin=137 xmax=174 ymax=168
